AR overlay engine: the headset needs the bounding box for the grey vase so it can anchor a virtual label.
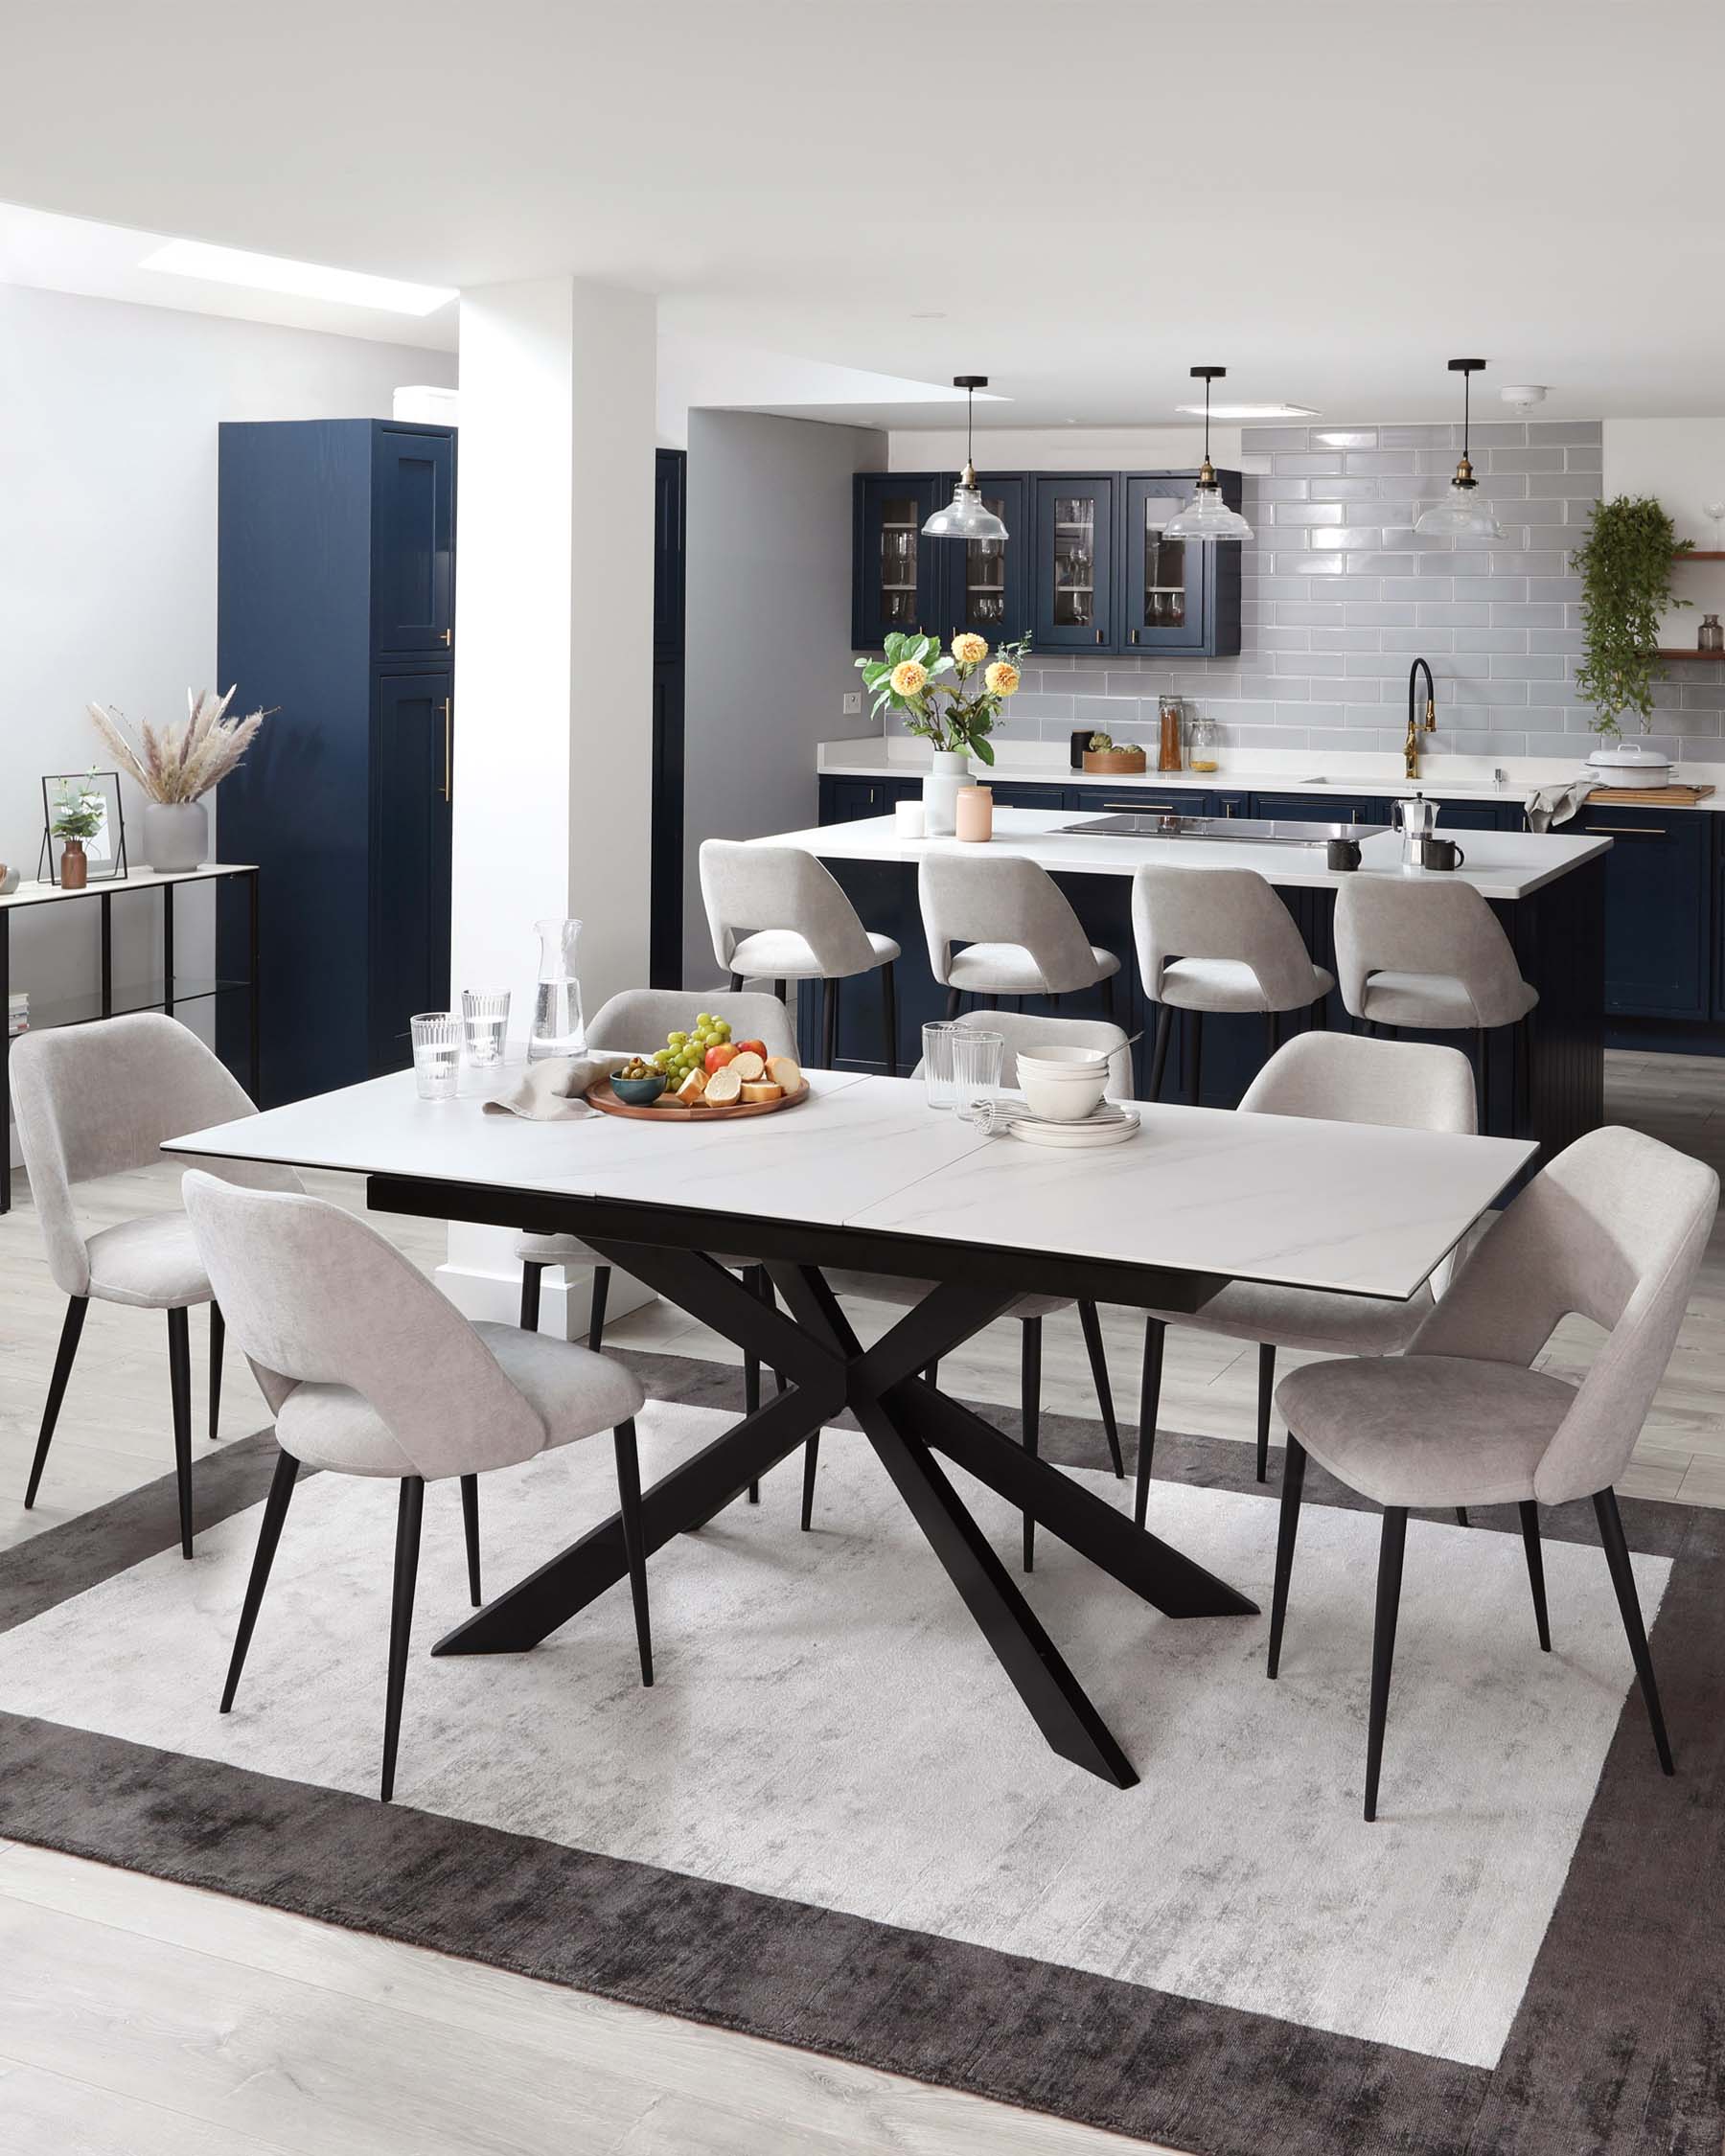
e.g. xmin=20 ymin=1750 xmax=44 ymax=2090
xmin=141 ymin=800 xmax=209 ymax=874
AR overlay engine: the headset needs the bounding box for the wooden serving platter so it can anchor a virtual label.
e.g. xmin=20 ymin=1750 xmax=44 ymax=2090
xmin=586 ymin=1077 xmax=812 ymax=1122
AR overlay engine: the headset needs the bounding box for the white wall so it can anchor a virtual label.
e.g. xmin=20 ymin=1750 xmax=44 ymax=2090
xmin=0 ymin=281 xmax=455 ymax=1076
xmin=1602 ymin=418 xmax=1725 ymax=647
xmin=682 ymin=409 xmax=886 ymax=980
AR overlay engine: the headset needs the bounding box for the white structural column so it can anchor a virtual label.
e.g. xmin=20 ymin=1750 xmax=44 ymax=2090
xmin=439 ymin=276 xmax=657 ymax=1330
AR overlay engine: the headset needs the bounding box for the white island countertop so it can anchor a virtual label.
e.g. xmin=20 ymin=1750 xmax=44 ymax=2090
xmin=758 ymin=807 xmax=1611 ymax=902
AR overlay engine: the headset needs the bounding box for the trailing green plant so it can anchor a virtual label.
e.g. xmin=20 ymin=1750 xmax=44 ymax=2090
xmin=855 ymin=631 xmax=1029 ymax=763
xmin=1571 ymin=495 xmax=1691 ymax=737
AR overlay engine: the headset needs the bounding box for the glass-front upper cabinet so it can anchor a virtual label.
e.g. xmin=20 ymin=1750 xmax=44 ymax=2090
xmin=1032 ymin=475 xmax=1115 ymax=650
xmin=941 ymin=471 xmax=1031 ymax=645
xmin=1122 ymin=471 xmax=1243 ymax=654
xmin=852 ymin=474 xmax=944 ymax=649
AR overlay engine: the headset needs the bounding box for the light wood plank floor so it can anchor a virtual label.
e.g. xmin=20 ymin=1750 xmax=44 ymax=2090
xmin=0 ymin=1047 xmax=1718 ymax=2154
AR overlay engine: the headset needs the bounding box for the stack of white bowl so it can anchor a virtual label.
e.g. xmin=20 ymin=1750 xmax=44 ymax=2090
xmin=1017 ymin=1044 xmax=1111 ymax=1123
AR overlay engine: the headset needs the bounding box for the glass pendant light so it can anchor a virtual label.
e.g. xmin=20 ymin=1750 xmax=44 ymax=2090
xmin=1165 ymin=368 xmax=1254 ymax=541
xmin=1414 ymin=359 xmax=1506 ymax=539
xmin=923 ymin=376 xmax=1009 ymax=541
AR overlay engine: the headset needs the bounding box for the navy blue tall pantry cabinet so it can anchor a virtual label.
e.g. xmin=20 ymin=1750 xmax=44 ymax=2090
xmin=217 ymin=420 xmax=455 ymax=1104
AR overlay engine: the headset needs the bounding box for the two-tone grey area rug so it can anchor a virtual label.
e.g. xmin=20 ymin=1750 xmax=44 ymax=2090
xmin=1 ymin=1346 xmax=1722 ymax=2156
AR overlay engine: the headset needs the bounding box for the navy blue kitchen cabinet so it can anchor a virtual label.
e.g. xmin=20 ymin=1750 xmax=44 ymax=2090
xmin=1426 ymin=800 xmax=1523 ymax=833
xmin=217 ymin=418 xmax=457 ymax=1103
xmin=1033 ymin=475 xmax=1117 ymax=652
xmin=1247 ymin=791 xmax=1388 ymax=827
xmin=1120 ymin=472 xmax=1242 ymax=655
xmin=852 ymin=474 xmax=944 ymax=648
xmin=1577 ymin=803 xmax=1711 ymax=1020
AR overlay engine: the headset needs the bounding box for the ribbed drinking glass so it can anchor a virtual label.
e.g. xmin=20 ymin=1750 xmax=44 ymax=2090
xmin=410 ymin=1012 xmax=463 ymax=1101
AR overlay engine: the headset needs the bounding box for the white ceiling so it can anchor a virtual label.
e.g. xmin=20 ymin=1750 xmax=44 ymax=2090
xmin=4 ymin=0 xmax=1723 ymax=428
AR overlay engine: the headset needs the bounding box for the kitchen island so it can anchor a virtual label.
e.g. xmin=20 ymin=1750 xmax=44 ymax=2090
xmin=751 ymin=808 xmax=1612 ymax=1155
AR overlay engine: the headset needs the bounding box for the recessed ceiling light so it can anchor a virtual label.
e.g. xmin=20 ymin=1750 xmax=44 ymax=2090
xmin=909 ymin=310 xmax=946 ymax=320
xmin=1173 ymin=401 xmax=1319 ymax=421
xmin=140 ymin=239 xmax=457 ymax=316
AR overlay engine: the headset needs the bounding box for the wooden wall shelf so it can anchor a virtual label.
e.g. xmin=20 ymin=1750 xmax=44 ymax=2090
xmin=1655 ymin=648 xmax=1725 ymax=660
xmin=1673 ymin=550 xmax=1725 ymax=562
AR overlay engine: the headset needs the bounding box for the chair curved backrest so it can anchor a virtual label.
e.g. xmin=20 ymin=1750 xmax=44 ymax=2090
xmin=587 ymin=988 xmax=796 ymax=1060
xmin=12 ymin=1012 xmax=298 ymax=1300
xmin=1412 ymin=1127 xmax=1717 ymax=1504
xmin=1241 ymin=1032 xmax=1477 ymax=1135
xmin=183 ymin=1172 xmax=546 ymax=1480
xmin=1132 ymin=866 xmax=1318 ymax=1009
xmin=699 ymin=842 xmax=877 ymax=976
xmin=918 ymin=852 xmax=1098 ymax=993
xmin=1332 ymin=877 xmax=1529 ymax=1025
xmin=915 ymin=1008 xmax=1134 ymax=1100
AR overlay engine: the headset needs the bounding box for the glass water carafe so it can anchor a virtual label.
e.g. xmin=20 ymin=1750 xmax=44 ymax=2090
xmin=529 ymin=917 xmax=586 ymax=1060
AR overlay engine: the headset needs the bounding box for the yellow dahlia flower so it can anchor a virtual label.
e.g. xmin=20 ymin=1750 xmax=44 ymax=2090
xmin=984 ymin=660 xmax=1021 ymax=697
xmin=889 ymin=659 xmax=929 ymax=698
xmin=951 ymin=631 xmax=988 ymax=667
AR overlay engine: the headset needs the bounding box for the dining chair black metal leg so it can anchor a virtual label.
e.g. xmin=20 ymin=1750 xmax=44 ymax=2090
xmin=1594 ymin=1487 xmax=1673 ymax=1774
xmin=1265 ymin=1007 xmax=1279 ymax=1062
xmin=773 ymin=978 xmax=787 ymax=1004
xmin=1266 ymin=1433 xmax=1306 ymax=1679
xmin=1184 ymin=1010 xmax=1205 ymax=1107
xmin=1148 ymin=1005 xmax=1172 ymax=1101
xmin=1100 ymin=970 xmax=1116 ymax=1021
xmin=822 ymin=975 xmax=840 ymax=1068
xmin=945 ymin=985 xmax=961 ymax=1021
xmin=881 ymin=960 xmax=899 ymax=1078
xmin=728 ymin=971 xmax=744 ymax=994
xmin=168 ymin=1305 xmax=194 ymax=1559
xmin=519 ymin=1261 xmax=544 ymax=1333
xmin=209 ymin=1300 xmax=225 ymax=1440
xmin=380 ymin=1476 xmax=426 ymax=1802
xmin=460 ymin=1474 xmax=482 ymax=1607
xmin=587 ymin=1263 xmax=611 ymax=1351
xmin=219 ymin=1447 xmax=299 ymax=1712
xmin=1134 ymin=1316 xmax=1165 ymax=1527
xmin=1455 ymin=1507 xmax=1470 ymax=1526
xmin=1363 ymin=1506 xmax=1409 ymax=1823
xmin=1255 ymin=1342 xmax=1276 ymax=1482
xmin=24 ymin=1294 xmax=88 ymax=1509
xmin=613 ymin=1418 xmax=654 ymax=1686
xmin=1076 ymin=1300 xmax=1123 ymax=1477
xmin=1518 ymin=1499 xmax=1550 ymax=1652
xmin=1020 ymin=1317 xmax=1042 ymax=1572
xmin=1474 ymin=1026 xmax=1490 ymax=1134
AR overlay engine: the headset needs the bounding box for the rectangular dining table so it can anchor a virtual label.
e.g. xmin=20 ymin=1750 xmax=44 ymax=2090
xmin=168 ymin=1067 xmax=1535 ymax=1789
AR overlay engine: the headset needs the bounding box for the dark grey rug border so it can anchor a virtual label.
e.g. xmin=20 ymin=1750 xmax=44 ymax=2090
xmin=1 ymin=1347 xmax=1720 ymax=2156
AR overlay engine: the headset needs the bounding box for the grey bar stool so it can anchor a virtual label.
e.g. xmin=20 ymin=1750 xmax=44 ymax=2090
xmin=1131 ymin=865 xmax=1333 ymax=1103
xmin=185 ymin=1173 xmax=653 ymax=1803
xmin=10 ymin=1013 xmax=301 ymax=1556
xmin=700 ymin=839 xmax=901 ymax=1073
xmin=1269 ymin=1125 xmax=1716 ymax=1823
xmin=919 ymin=852 xmax=1119 ymax=1021
xmin=1332 ymin=876 xmax=1537 ymax=1129
xmin=1133 ymin=1033 xmax=1479 ymax=1508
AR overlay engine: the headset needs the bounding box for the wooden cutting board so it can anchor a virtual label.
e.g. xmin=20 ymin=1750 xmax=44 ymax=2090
xmin=586 ymin=1076 xmax=811 ymax=1122
xmin=1584 ymin=784 xmax=1716 ymax=806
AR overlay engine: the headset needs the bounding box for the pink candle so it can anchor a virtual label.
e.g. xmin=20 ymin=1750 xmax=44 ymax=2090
xmin=954 ymin=785 xmax=994 ymax=843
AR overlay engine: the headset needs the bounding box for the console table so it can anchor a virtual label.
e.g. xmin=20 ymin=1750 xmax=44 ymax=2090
xmin=1 ymin=864 xmax=260 ymax=1215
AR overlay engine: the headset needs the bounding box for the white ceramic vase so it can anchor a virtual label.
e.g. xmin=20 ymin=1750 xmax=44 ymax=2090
xmin=141 ymin=799 xmax=209 ymax=874
xmin=922 ymin=749 xmax=973 ymax=837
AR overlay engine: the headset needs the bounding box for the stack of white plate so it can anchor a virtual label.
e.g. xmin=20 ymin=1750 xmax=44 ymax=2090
xmin=1007 ymin=1102 xmax=1140 ymax=1150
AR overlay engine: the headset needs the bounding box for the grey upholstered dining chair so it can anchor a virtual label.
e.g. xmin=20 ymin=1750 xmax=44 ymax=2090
xmin=1268 ymin=1124 xmax=1716 ymax=1823
xmin=699 ymin=839 xmax=901 ymax=1072
xmin=919 ymin=852 xmax=1119 ymax=1019
xmin=183 ymin=1172 xmax=652 ymax=1803
xmin=1134 ymin=1032 xmax=1479 ymax=1507
xmin=1332 ymin=876 xmax=1537 ymax=1127
xmin=1131 ymin=865 xmax=1333 ymax=1101
xmin=11 ymin=1013 xmax=301 ymax=1556
xmin=805 ymin=1009 xmax=1131 ymax=1569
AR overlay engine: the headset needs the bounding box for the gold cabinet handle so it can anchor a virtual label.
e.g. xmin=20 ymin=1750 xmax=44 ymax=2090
xmin=1583 ymin=823 xmax=1664 ymax=837
xmin=440 ymin=626 xmax=452 ymax=648
xmin=442 ymin=698 xmax=452 ymax=802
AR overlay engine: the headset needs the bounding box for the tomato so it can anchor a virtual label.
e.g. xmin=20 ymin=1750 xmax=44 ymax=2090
xmin=704 ymin=1043 xmax=740 ymax=1074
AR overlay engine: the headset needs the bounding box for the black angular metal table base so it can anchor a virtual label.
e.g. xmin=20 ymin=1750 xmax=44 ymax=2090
xmin=416 ymin=1213 xmax=1258 ymax=1791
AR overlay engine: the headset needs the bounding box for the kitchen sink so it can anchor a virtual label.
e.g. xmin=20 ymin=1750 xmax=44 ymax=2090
xmin=1057 ymin=812 xmax=1391 ymax=844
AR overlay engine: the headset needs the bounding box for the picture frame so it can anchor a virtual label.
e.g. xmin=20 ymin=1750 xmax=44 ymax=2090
xmin=38 ymin=770 xmax=128 ymax=885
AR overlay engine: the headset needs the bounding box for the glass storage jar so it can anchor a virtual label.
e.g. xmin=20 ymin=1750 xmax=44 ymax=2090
xmin=1186 ymin=712 xmax=1221 ymax=772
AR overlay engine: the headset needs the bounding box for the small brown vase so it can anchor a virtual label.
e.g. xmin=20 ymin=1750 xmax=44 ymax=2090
xmin=59 ymin=839 xmax=87 ymax=891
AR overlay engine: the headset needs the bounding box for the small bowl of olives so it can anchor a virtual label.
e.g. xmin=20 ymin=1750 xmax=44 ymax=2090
xmin=610 ymin=1058 xmax=668 ymax=1107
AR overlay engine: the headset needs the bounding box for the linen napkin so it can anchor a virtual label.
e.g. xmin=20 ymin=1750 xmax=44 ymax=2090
xmin=483 ymin=1051 xmax=630 ymax=1121
xmin=1524 ymin=776 xmax=1592 ymax=833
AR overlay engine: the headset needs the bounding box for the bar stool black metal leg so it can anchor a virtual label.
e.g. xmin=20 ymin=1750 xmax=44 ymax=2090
xmin=1595 ymin=1487 xmax=1673 ymax=1774
xmin=209 ymin=1300 xmax=225 ymax=1440
xmin=1077 ymin=1300 xmax=1123 ymax=1477
xmin=24 ymin=1295 xmax=88 ymax=1509
xmin=1255 ymin=1342 xmax=1276 ymax=1482
xmin=519 ymin=1262 xmax=544 ymax=1333
xmin=822 ymin=976 xmax=840 ymax=1067
xmin=1364 ymin=1506 xmax=1409 ymax=1823
xmin=380 ymin=1476 xmax=426 ymax=1801
xmin=1518 ymin=1500 xmax=1550 ymax=1651
xmin=1266 ymin=1433 xmax=1307 ymax=1679
xmin=1021 ymin=1317 xmax=1042 ymax=1572
xmin=587 ymin=1264 xmax=611 ymax=1351
xmin=613 ymin=1418 xmax=654 ymax=1686
xmin=168 ymin=1306 xmax=194 ymax=1559
xmin=460 ymin=1474 xmax=482 ymax=1607
xmin=882 ymin=960 xmax=899 ymax=1078
xmin=1148 ymin=1004 xmax=1172 ymax=1101
xmin=219 ymin=1448 xmax=299 ymax=1711
xmin=1134 ymin=1316 xmax=1164 ymax=1528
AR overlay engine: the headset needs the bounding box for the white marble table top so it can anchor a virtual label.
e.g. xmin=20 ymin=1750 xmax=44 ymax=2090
xmin=167 ymin=1068 xmax=1533 ymax=1301
xmin=755 ymin=807 xmax=1610 ymax=901
xmin=0 ymin=861 xmax=256 ymax=909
